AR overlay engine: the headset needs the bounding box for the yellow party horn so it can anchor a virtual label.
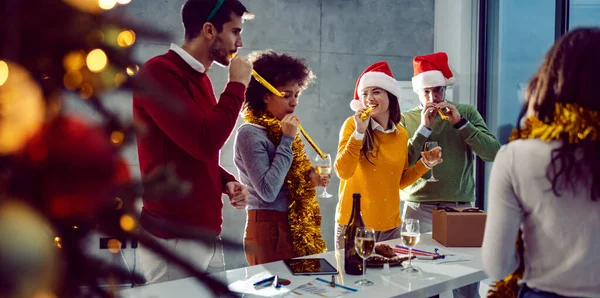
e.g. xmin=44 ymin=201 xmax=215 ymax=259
xmin=252 ymin=71 xmax=284 ymax=97
xmin=437 ymin=107 xmax=450 ymax=120
xmin=233 ymin=53 xmax=326 ymax=159
xmin=232 ymin=53 xmax=284 ymax=97
xmin=298 ymin=124 xmax=326 ymax=159
xmin=359 ymin=107 xmax=373 ymax=121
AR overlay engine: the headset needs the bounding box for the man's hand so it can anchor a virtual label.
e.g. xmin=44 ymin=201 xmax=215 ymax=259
xmin=353 ymin=108 xmax=369 ymax=134
xmin=225 ymin=181 xmax=248 ymax=209
xmin=228 ymin=55 xmax=253 ymax=87
xmin=421 ymin=102 xmax=437 ymax=128
xmin=435 ymin=102 xmax=461 ymax=125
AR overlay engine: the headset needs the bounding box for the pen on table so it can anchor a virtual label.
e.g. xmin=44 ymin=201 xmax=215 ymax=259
xmin=253 ymin=275 xmax=275 ymax=287
xmin=416 ymin=255 xmax=445 ymax=260
xmin=395 ymin=245 xmax=436 ymax=255
xmin=330 ymin=275 xmax=335 ymax=287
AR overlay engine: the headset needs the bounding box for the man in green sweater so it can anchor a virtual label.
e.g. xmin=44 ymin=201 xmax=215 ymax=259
xmin=400 ymin=52 xmax=499 ymax=298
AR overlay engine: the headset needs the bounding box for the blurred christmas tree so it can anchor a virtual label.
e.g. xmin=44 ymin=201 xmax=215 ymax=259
xmin=0 ymin=1 xmax=238 ymax=297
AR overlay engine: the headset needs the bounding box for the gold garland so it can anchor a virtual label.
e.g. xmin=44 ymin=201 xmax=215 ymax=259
xmin=510 ymin=103 xmax=600 ymax=143
xmin=489 ymin=103 xmax=600 ymax=297
xmin=242 ymin=110 xmax=327 ymax=256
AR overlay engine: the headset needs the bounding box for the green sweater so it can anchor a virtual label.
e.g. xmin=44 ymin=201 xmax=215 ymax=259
xmin=400 ymin=102 xmax=500 ymax=203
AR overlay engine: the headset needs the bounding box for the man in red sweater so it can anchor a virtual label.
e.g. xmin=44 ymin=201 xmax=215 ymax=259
xmin=133 ymin=0 xmax=253 ymax=283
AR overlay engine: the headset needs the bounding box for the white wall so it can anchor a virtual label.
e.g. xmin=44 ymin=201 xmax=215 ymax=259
xmin=434 ymin=0 xmax=479 ymax=106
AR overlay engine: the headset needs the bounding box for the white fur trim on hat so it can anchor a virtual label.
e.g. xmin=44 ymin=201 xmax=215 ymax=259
xmin=350 ymin=99 xmax=365 ymax=111
xmin=411 ymin=70 xmax=455 ymax=92
xmin=353 ymin=72 xmax=401 ymax=111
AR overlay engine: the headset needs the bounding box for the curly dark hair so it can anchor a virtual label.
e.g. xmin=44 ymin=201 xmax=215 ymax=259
xmin=182 ymin=0 xmax=254 ymax=40
xmin=244 ymin=50 xmax=316 ymax=113
xmin=516 ymin=27 xmax=600 ymax=201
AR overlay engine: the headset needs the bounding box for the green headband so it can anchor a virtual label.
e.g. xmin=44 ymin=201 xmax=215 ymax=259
xmin=206 ymin=0 xmax=225 ymax=22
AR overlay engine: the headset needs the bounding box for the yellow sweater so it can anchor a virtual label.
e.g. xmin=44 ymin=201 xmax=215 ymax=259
xmin=334 ymin=117 xmax=429 ymax=231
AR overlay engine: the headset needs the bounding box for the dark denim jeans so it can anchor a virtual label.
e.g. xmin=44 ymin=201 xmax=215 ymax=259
xmin=518 ymin=284 xmax=580 ymax=298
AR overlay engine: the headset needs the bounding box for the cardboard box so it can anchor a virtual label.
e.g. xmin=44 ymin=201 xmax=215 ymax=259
xmin=432 ymin=207 xmax=487 ymax=247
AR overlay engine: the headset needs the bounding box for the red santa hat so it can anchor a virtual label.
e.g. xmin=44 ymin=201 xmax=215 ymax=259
xmin=350 ymin=61 xmax=401 ymax=111
xmin=411 ymin=52 xmax=455 ymax=92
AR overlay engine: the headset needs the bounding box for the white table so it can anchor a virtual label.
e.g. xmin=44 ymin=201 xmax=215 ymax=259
xmin=120 ymin=234 xmax=487 ymax=297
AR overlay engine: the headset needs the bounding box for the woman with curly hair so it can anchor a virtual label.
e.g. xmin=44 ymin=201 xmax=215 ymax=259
xmin=483 ymin=27 xmax=600 ymax=298
xmin=233 ymin=50 xmax=329 ymax=265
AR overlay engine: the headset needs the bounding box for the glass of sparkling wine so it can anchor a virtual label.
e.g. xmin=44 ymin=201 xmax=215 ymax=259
xmin=401 ymin=219 xmax=421 ymax=273
xmin=314 ymin=153 xmax=333 ymax=198
xmin=424 ymin=141 xmax=440 ymax=182
xmin=354 ymin=226 xmax=376 ymax=286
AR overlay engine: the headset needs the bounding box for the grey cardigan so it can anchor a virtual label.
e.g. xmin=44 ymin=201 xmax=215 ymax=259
xmin=233 ymin=123 xmax=294 ymax=212
xmin=483 ymin=139 xmax=600 ymax=297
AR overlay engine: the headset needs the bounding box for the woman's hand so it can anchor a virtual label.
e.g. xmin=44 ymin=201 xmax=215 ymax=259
xmin=420 ymin=146 xmax=443 ymax=167
xmin=353 ymin=108 xmax=369 ymax=134
xmin=281 ymin=114 xmax=299 ymax=137
xmin=309 ymin=166 xmax=331 ymax=187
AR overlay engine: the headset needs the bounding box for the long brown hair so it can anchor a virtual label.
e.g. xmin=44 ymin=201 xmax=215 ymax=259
xmin=362 ymin=92 xmax=401 ymax=163
xmin=516 ymin=27 xmax=600 ymax=201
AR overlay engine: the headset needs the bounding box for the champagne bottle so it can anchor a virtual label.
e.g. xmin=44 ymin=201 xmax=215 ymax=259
xmin=344 ymin=193 xmax=365 ymax=275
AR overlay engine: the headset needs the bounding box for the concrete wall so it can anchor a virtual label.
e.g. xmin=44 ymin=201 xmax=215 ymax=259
xmin=67 ymin=0 xmax=435 ymax=271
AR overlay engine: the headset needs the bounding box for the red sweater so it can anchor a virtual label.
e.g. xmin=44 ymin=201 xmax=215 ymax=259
xmin=133 ymin=50 xmax=245 ymax=238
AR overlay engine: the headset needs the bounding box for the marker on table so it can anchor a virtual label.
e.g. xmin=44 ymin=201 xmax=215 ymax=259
xmin=253 ymin=275 xmax=276 ymax=288
xmin=272 ymin=275 xmax=281 ymax=289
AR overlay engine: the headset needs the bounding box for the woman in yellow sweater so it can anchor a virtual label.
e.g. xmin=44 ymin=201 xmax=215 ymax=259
xmin=334 ymin=61 xmax=442 ymax=248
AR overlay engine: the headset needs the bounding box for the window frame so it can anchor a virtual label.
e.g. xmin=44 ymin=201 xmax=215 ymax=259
xmin=474 ymin=0 xmax=570 ymax=209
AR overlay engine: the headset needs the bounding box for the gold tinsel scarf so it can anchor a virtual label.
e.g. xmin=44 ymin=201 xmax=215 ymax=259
xmin=242 ymin=110 xmax=327 ymax=256
xmin=488 ymin=103 xmax=600 ymax=297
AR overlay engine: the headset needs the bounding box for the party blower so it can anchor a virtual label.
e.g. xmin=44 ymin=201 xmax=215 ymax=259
xmin=437 ymin=107 xmax=450 ymax=120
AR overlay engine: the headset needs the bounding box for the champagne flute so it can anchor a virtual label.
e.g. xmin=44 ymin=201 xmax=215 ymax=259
xmin=400 ymin=219 xmax=421 ymax=273
xmin=424 ymin=141 xmax=440 ymax=182
xmin=354 ymin=227 xmax=376 ymax=286
xmin=314 ymin=153 xmax=333 ymax=198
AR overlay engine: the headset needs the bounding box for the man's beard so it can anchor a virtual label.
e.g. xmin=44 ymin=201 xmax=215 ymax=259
xmin=209 ymin=36 xmax=231 ymax=67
